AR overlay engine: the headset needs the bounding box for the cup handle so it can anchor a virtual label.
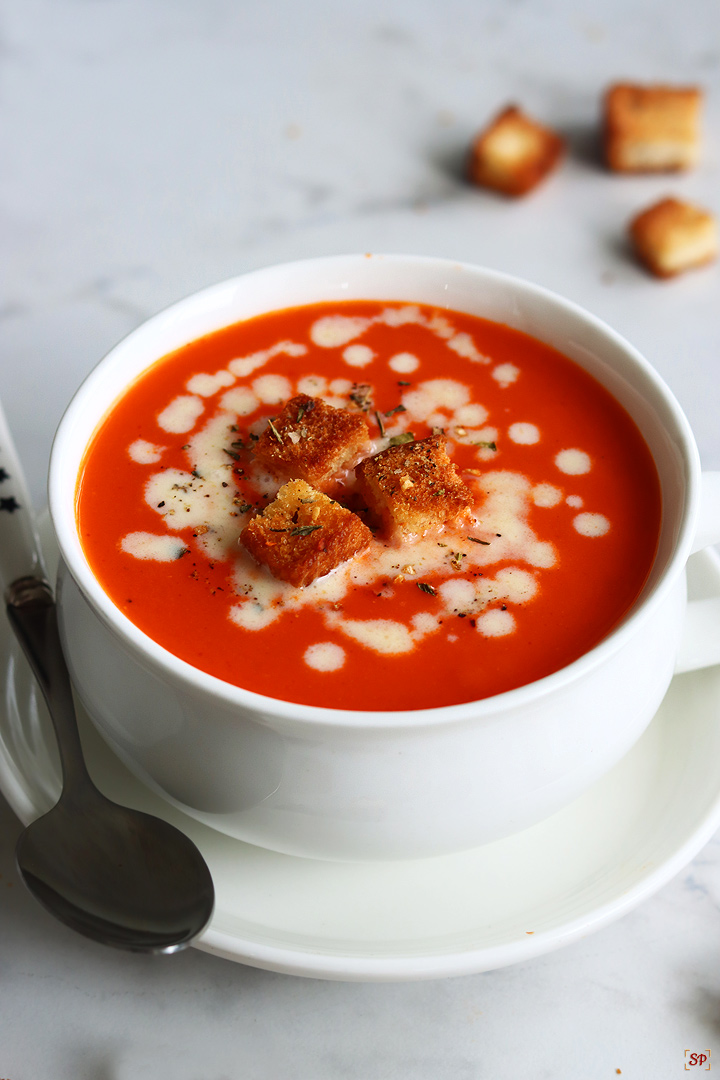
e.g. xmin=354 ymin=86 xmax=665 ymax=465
xmin=675 ymin=471 xmax=720 ymax=674
xmin=691 ymin=471 xmax=720 ymax=554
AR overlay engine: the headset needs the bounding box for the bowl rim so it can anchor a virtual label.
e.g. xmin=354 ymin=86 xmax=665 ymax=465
xmin=48 ymin=253 xmax=701 ymax=729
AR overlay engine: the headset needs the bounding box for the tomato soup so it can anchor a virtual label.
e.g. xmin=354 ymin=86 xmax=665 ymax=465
xmin=76 ymin=300 xmax=661 ymax=711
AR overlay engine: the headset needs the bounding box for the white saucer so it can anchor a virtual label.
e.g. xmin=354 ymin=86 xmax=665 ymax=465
xmin=3 ymin=522 xmax=720 ymax=982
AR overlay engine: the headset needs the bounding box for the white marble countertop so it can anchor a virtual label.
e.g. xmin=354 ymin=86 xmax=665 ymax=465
xmin=2 ymin=0 xmax=720 ymax=1075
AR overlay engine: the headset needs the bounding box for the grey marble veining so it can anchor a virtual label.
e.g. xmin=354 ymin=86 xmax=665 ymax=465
xmin=1 ymin=0 xmax=720 ymax=1075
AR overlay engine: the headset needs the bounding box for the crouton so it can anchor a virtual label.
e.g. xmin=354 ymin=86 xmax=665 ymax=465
xmin=355 ymin=435 xmax=474 ymax=537
xmin=604 ymin=83 xmax=702 ymax=172
xmin=240 ymin=479 xmax=372 ymax=587
xmin=253 ymin=394 xmax=371 ymax=490
xmin=629 ymin=197 xmax=718 ymax=277
xmin=467 ymin=105 xmax=565 ymax=197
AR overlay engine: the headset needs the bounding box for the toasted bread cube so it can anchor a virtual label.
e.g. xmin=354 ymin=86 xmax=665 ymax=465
xmin=604 ymin=83 xmax=702 ymax=172
xmin=253 ymin=394 xmax=371 ymax=490
xmin=355 ymin=436 xmax=474 ymax=537
xmin=468 ymin=105 xmax=565 ymax=197
xmin=629 ymin=198 xmax=718 ymax=277
xmin=240 ymin=479 xmax=372 ymax=587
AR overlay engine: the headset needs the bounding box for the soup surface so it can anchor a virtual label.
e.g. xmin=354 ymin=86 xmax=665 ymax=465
xmin=76 ymin=300 xmax=661 ymax=710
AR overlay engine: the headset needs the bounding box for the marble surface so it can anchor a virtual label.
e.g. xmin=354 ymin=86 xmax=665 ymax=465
xmin=2 ymin=0 xmax=720 ymax=1074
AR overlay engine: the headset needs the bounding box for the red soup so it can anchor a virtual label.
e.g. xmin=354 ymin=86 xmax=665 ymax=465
xmin=76 ymin=300 xmax=661 ymax=711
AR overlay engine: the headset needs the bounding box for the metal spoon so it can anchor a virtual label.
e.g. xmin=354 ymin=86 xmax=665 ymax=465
xmin=1 ymin=402 xmax=214 ymax=952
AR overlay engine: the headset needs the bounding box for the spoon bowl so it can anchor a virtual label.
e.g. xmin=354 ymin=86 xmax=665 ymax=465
xmin=16 ymin=788 xmax=214 ymax=952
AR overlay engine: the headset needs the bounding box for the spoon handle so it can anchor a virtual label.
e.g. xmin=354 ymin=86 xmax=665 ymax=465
xmin=0 ymin=400 xmax=91 ymax=792
xmin=6 ymin=577 xmax=93 ymax=794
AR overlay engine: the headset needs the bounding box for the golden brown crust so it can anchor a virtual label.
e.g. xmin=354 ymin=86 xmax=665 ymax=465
xmin=355 ymin=435 xmax=474 ymax=537
xmin=240 ymin=479 xmax=372 ymax=587
xmin=604 ymin=83 xmax=702 ymax=173
xmin=629 ymin=197 xmax=718 ymax=277
xmin=467 ymin=105 xmax=565 ymax=197
xmin=253 ymin=394 xmax=371 ymax=491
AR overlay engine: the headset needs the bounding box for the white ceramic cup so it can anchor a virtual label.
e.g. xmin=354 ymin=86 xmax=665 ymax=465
xmin=48 ymin=255 xmax=720 ymax=861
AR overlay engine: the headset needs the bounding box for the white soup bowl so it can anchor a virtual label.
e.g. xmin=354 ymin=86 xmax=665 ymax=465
xmin=48 ymin=255 xmax=720 ymax=860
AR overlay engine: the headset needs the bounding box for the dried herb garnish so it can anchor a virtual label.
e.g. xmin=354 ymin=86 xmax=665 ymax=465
xmin=384 ymin=404 xmax=407 ymax=417
xmin=290 ymin=525 xmax=322 ymax=537
xmin=234 ymin=501 xmax=253 ymax=513
xmin=474 ymin=440 xmax=497 ymax=451
xmin=417 ymin=581 xmax=437 ymax=596
xmin=267 ymin=419 xmax=283 ymax=443
xmin=468 ymin=537 xmax=491 ymax=545
xmin=350 ymin=383 xmax=373 ymax=411
xmin=397 ymin=380 xmax=411 ymax=386
xmin=375 ymin=411 xmax=386 ymax=438
xmin=175 ymin=547 xmax=190 ymax=559
xmin=223 ymin=447 xmax=241 ymax=461
xmin=387 ymin=432 xmax=415 ymax=446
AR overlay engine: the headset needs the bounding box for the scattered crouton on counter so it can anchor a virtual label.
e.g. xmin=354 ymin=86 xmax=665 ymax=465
xmin=604 ymin=83 xmax=702 ymax=173
xmin=240 ymin=479 xmax=373 ymax=587
xmin=467 ymin=105 xmax=565 ymax=197
xmin=629 ymin=197 xmax=718 ymax=278
xmin=253 ymin=394 xmax=371 ymax=491
xmin=356 ymin=435 xmax=474 ymax=537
